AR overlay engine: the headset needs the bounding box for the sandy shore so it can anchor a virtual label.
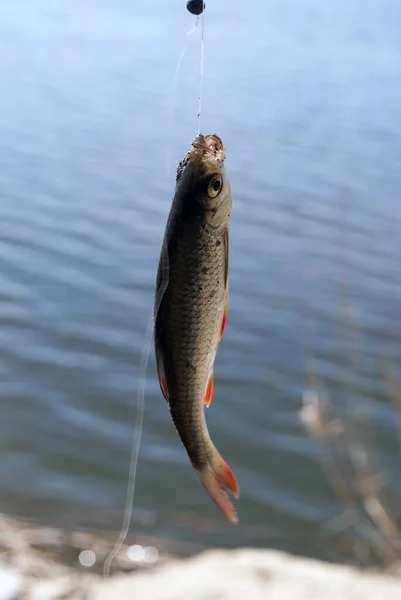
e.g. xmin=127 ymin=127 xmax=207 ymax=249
xmin=0 ymin=514 xmax=400 ymax=600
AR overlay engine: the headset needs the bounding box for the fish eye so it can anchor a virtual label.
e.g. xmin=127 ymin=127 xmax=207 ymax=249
xmin=207 ymin=174 xmax=223 ymax=199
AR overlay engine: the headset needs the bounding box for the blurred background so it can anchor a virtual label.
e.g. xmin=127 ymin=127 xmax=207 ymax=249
xmin=0 ymin=0 xmax=400 ymax=579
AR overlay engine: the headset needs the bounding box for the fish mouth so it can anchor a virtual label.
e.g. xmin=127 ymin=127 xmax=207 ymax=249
xmin=190 ymin=134 xmax=225 ymax=162
xmin=176 ymin=134 xmax=225 ymax=180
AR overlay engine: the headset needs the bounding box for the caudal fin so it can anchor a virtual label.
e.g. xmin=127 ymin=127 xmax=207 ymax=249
xmin=198 ymin=453 xmax=240 ymax=523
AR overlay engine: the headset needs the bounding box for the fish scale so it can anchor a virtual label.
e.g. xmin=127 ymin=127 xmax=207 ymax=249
xmin=165 ymin=227 xmax=224 ymax=459
xmin=154 ymin=134 xmax=240 ymax=523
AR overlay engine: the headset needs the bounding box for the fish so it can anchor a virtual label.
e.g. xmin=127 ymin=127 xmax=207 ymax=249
xmin=154 ymin=133 xmax=239 ymax=523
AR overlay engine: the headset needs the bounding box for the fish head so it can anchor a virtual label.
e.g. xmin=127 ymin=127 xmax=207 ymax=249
xmin=175 ymin=134 xmax=232 ymax=230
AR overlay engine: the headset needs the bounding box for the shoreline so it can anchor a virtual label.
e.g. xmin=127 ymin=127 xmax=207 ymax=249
xmin=0 ymin=513 xmax=400 ymax=599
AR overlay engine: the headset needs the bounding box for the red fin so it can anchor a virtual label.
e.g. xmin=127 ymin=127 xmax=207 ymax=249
xmin=219 ymin=298 xmax=228 ymax=341
xmin=155 ymin=342 xmax=169 ymax=402
xmin=160 ymin=379 xmax=168 ymax=401
xmin=198 ymin=453 xmax=240 ymax=524
xmin=204 ymin=372 xmax=214 ymax=407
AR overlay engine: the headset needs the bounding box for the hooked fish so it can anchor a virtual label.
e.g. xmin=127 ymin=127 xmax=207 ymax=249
xmin=154 ymin=134 xmax=239 ymax=523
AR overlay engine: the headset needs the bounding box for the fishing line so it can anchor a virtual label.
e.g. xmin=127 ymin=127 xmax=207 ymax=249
xmin=197 ymin=10 xmax=205 ymax=135
xmin=102 ymin=315 xmax=152 ymax=578
xmin=165 ymin=18 xmax=200 ymax=174
xmin=166 ymin=8 xmax=205 ymax=172
xmin=103 ymin=240 xmax=169 ymax=578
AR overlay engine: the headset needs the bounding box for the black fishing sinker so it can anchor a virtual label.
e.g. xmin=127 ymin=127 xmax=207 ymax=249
xmin=186 ymin=0 xmax=205 ymax=16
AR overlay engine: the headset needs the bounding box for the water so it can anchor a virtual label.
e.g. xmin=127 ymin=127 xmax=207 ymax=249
xmin=1 ymin=0 xmax=401 ymax=564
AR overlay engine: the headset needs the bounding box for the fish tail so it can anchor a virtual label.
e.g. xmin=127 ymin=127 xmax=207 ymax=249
xmin=198 ymin=451 xmax=240 ymax=524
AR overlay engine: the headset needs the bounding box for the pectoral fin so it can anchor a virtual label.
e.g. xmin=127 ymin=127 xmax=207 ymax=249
xmin=204 ymin=372 xmax=214 ymax=407
xmin=223 ymin=226 xmax=229 ymax=289
xmin=219 ymin=297 xmax=229 ymax=342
